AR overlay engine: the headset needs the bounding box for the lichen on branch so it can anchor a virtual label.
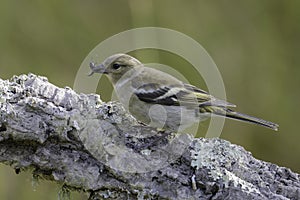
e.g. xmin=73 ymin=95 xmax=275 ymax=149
xmin=0 ymin=74 xmax=299 ymax=200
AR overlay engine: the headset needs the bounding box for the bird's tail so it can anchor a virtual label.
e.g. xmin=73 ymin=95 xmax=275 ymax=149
xmin=206 ymin=107 xmax=279 ymax=131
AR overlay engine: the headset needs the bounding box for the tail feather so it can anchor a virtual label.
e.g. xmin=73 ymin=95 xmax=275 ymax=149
xmin=209 ymin=107 xmax=279 ymax=131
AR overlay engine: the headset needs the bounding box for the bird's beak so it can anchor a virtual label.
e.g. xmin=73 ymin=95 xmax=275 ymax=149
xmin=88 ymin=62 xmax=107 ymax=76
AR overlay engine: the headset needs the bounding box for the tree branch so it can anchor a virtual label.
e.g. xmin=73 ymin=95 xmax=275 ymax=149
xmin=0 ymin=74 xmax=299 ymax=200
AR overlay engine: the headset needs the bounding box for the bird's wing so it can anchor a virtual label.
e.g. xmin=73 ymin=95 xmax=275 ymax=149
xmin=183 ymin=83 xmax=236 ymax=108
xmin=134 ymin=83 xmax=182 ymax=106
xmin=134 ymin=83 xmax=235 ymax=107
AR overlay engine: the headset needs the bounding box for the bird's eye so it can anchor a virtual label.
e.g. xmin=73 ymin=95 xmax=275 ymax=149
xmin=112 ymin=63 xmax=121 ymax=70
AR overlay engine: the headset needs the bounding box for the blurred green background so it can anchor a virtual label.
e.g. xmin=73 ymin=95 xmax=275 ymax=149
xmin=0 ymin=0 xmax=299 ymax=199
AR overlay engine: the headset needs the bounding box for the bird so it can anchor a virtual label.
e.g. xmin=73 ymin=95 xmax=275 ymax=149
xmin=89 ymin=53 xmax=279 ymax=132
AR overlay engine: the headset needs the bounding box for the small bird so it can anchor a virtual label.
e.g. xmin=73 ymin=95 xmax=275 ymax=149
xmin=89 ymin=54 xmax=278 ymax=132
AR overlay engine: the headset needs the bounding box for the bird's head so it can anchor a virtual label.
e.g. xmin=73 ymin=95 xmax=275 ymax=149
xmin=89 ymin=54 xmax=142 ymax=83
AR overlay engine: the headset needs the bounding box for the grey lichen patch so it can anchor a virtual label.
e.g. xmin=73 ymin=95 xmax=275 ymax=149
xmin=191 ymin=138 xmax=243 ymax=171
xmin=191 ymin=138 xmax=261 ymax=195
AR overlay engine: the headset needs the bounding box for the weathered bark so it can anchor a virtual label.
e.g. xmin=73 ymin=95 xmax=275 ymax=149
xmin=0 ymin=74 xmax=299 ymax=200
